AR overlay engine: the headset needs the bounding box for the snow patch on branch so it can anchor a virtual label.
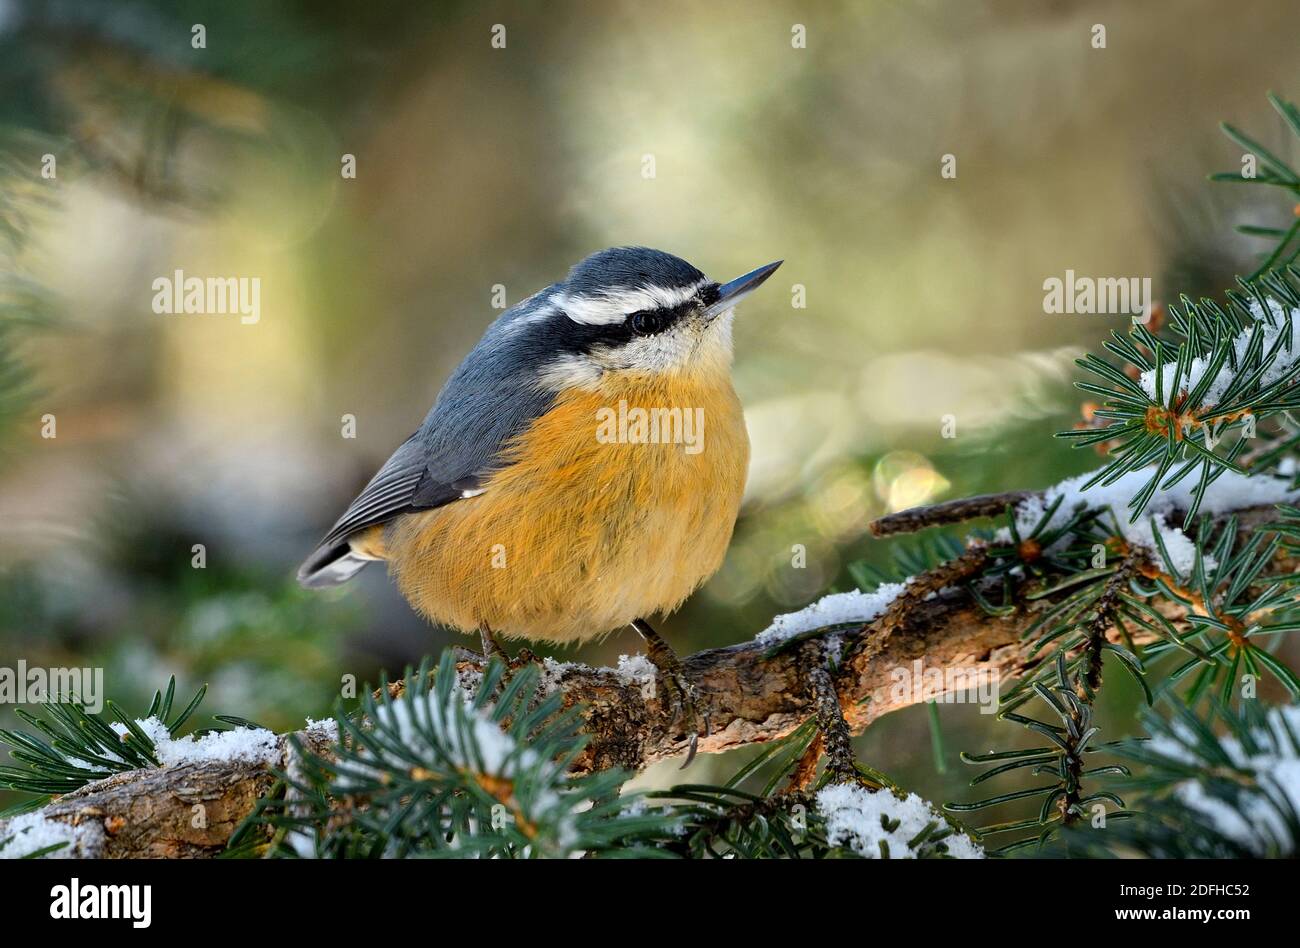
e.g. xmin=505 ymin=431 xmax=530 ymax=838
xmin=0 ymin=811 xmax=103 ymax=859
xmin=755 ymin=580 xmax=911 ymax=647
xmin=1009 ymin=467 xmax=1300 ymax=576
xmin=816 ymin=783 xmax=983 ymax=859
xmin=540 ymin=654 xmax=657 ymax=699
xmin=63 ymin=746 xmax=125 ymax=771
xmin=304 ymin=717 xmax=338 ymax=743
xmin=537 ymin=657 xmax=577 ymax=695
xmin=1139 ymin=298 xmax=1300 ymax=406
xmin=614 ymin=654 xmax=658 ymax=699
xmin=122 ymin=716 xmax=279 ymax=767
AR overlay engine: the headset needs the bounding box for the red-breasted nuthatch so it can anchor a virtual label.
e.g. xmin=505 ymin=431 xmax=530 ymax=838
xmin=298 ymin=247 xmax=780 ymax=761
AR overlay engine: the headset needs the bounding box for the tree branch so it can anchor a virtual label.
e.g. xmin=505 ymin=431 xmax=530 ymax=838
xmin=869 ymin=491 xmax=1037 ymax=537
xmin=2 ymin=502 xmax=1288 ymax=857
xmin=0 ymin=726 xmax=336 ymax=858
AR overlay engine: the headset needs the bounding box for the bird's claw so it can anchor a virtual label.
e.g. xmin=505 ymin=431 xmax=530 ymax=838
xmin=630 ymin=619 xmax=706 ymax=769
xmin=660 ymin=670 xmax=709 ymax=769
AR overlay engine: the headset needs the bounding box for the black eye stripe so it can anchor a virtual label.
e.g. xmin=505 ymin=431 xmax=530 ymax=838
xmin=627 ymin=302 xmax=692 ymax=336
xmin=543 ymin=290 xmax=714 ymax=356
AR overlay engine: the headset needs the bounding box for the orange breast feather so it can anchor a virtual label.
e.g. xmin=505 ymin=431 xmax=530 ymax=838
xmin=384 ymin=370 xmax=749 ymax=643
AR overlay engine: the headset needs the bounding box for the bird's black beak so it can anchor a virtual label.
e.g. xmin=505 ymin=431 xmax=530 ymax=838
xmin=704 ymin=260 xmax=783 ymax=319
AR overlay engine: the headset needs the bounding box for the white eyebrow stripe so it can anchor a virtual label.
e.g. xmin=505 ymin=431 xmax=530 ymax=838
xmin=499 ymin=298 xmax=560 ymax=334
xmin=555 ymin=278 xmax=710 ymax=325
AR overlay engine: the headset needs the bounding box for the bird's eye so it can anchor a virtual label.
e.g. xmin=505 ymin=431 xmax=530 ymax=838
xmin=629 ymin=310 xmax=665 ymax=336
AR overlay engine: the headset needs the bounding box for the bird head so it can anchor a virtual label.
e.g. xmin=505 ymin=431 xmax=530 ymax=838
xmin=502 ymin=247 xmax=781 ymax=391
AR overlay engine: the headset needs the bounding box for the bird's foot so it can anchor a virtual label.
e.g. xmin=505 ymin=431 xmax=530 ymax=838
xmin=658 ymin=668 xmax=709 ymax=770
xmin=475 ymin=626 xmax=542 ymax=682
xmin=479 ymin=624 xmax=510 ymax=666
xmin=632 ymin=619 xmax=709 ymax=769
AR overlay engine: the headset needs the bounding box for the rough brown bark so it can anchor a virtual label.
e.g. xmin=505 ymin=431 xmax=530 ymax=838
xmin=0 ymin=727 xmax=336 ymax=858
xmin=1 ymin=502 xmax=1286 ymax=857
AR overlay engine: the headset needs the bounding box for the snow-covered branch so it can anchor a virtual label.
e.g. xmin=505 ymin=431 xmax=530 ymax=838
xmin=3 ymin=477 xmax=1293 ymax=858
xmin=0 ymin=725 xmax=337 ymax=858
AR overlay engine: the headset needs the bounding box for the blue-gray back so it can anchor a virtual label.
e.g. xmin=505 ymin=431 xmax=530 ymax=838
xmin=313 ymin=287 xmax=564 ymax=552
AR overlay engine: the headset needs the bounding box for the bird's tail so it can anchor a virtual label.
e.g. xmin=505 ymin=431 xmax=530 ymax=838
xmin=297 ymin=541 xmax=375 ymax=588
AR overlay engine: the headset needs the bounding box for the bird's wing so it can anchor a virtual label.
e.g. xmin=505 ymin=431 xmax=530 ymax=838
xmin=314 ymin=433 xmax=452 ymax=552
xmin=297 ymin=323 xmax=559 ymax=586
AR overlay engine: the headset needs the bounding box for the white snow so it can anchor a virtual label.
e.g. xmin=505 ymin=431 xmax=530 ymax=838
xmin=455 ymin=663 xmax=485 ymax=699
xmin=1010 ymin=466 xmax=1300 ymax=576
xmin=287 ymin=829 xmax=317 ymax=859
xmin=755 ymin=581 xmax=910 ymax=647
xmin=816 ymin=783 xmax=983 ymax=859
xmin=0 ymin=811 xmax=104 ymax=859
xmin=335 ymin=689 xmax=583 ymax=852
xmin=304 ymin=717 xmax=338 ymax=743
xmin=614 ymin=653 xmax=656 ymax=683
xmin=1139 ymin=297 xmax=1300 ymax=407
xmin=123 ymin=716 xmax=280 ymax=767
xmin=537 ymin=657 xmax=577 ymax=695
xmin=542 ymin=654 xmax=657 ymax=699
xmin=349 ymin=692 xmax=525 ymax=779
xmin=127 ymin=716 xmax=171 ymax=747
xmin=280 ymin=719 xmax=339 ymax=860
xmin=1147 ymin=703 xmax=1300 ymax=855
xmin=62 ymin=747 xmax=125 ymax=770
xmin=614 ymin=654 xmax=658 ymax=699
xmin=823 ymin=632 xmax=845 ymax=666
xmin=109 ymin=716 xmax=283 ymax=767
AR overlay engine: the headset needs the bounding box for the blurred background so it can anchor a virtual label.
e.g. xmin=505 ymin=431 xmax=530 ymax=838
xmin=2 ymin=0 xmax=1300 ymax=812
